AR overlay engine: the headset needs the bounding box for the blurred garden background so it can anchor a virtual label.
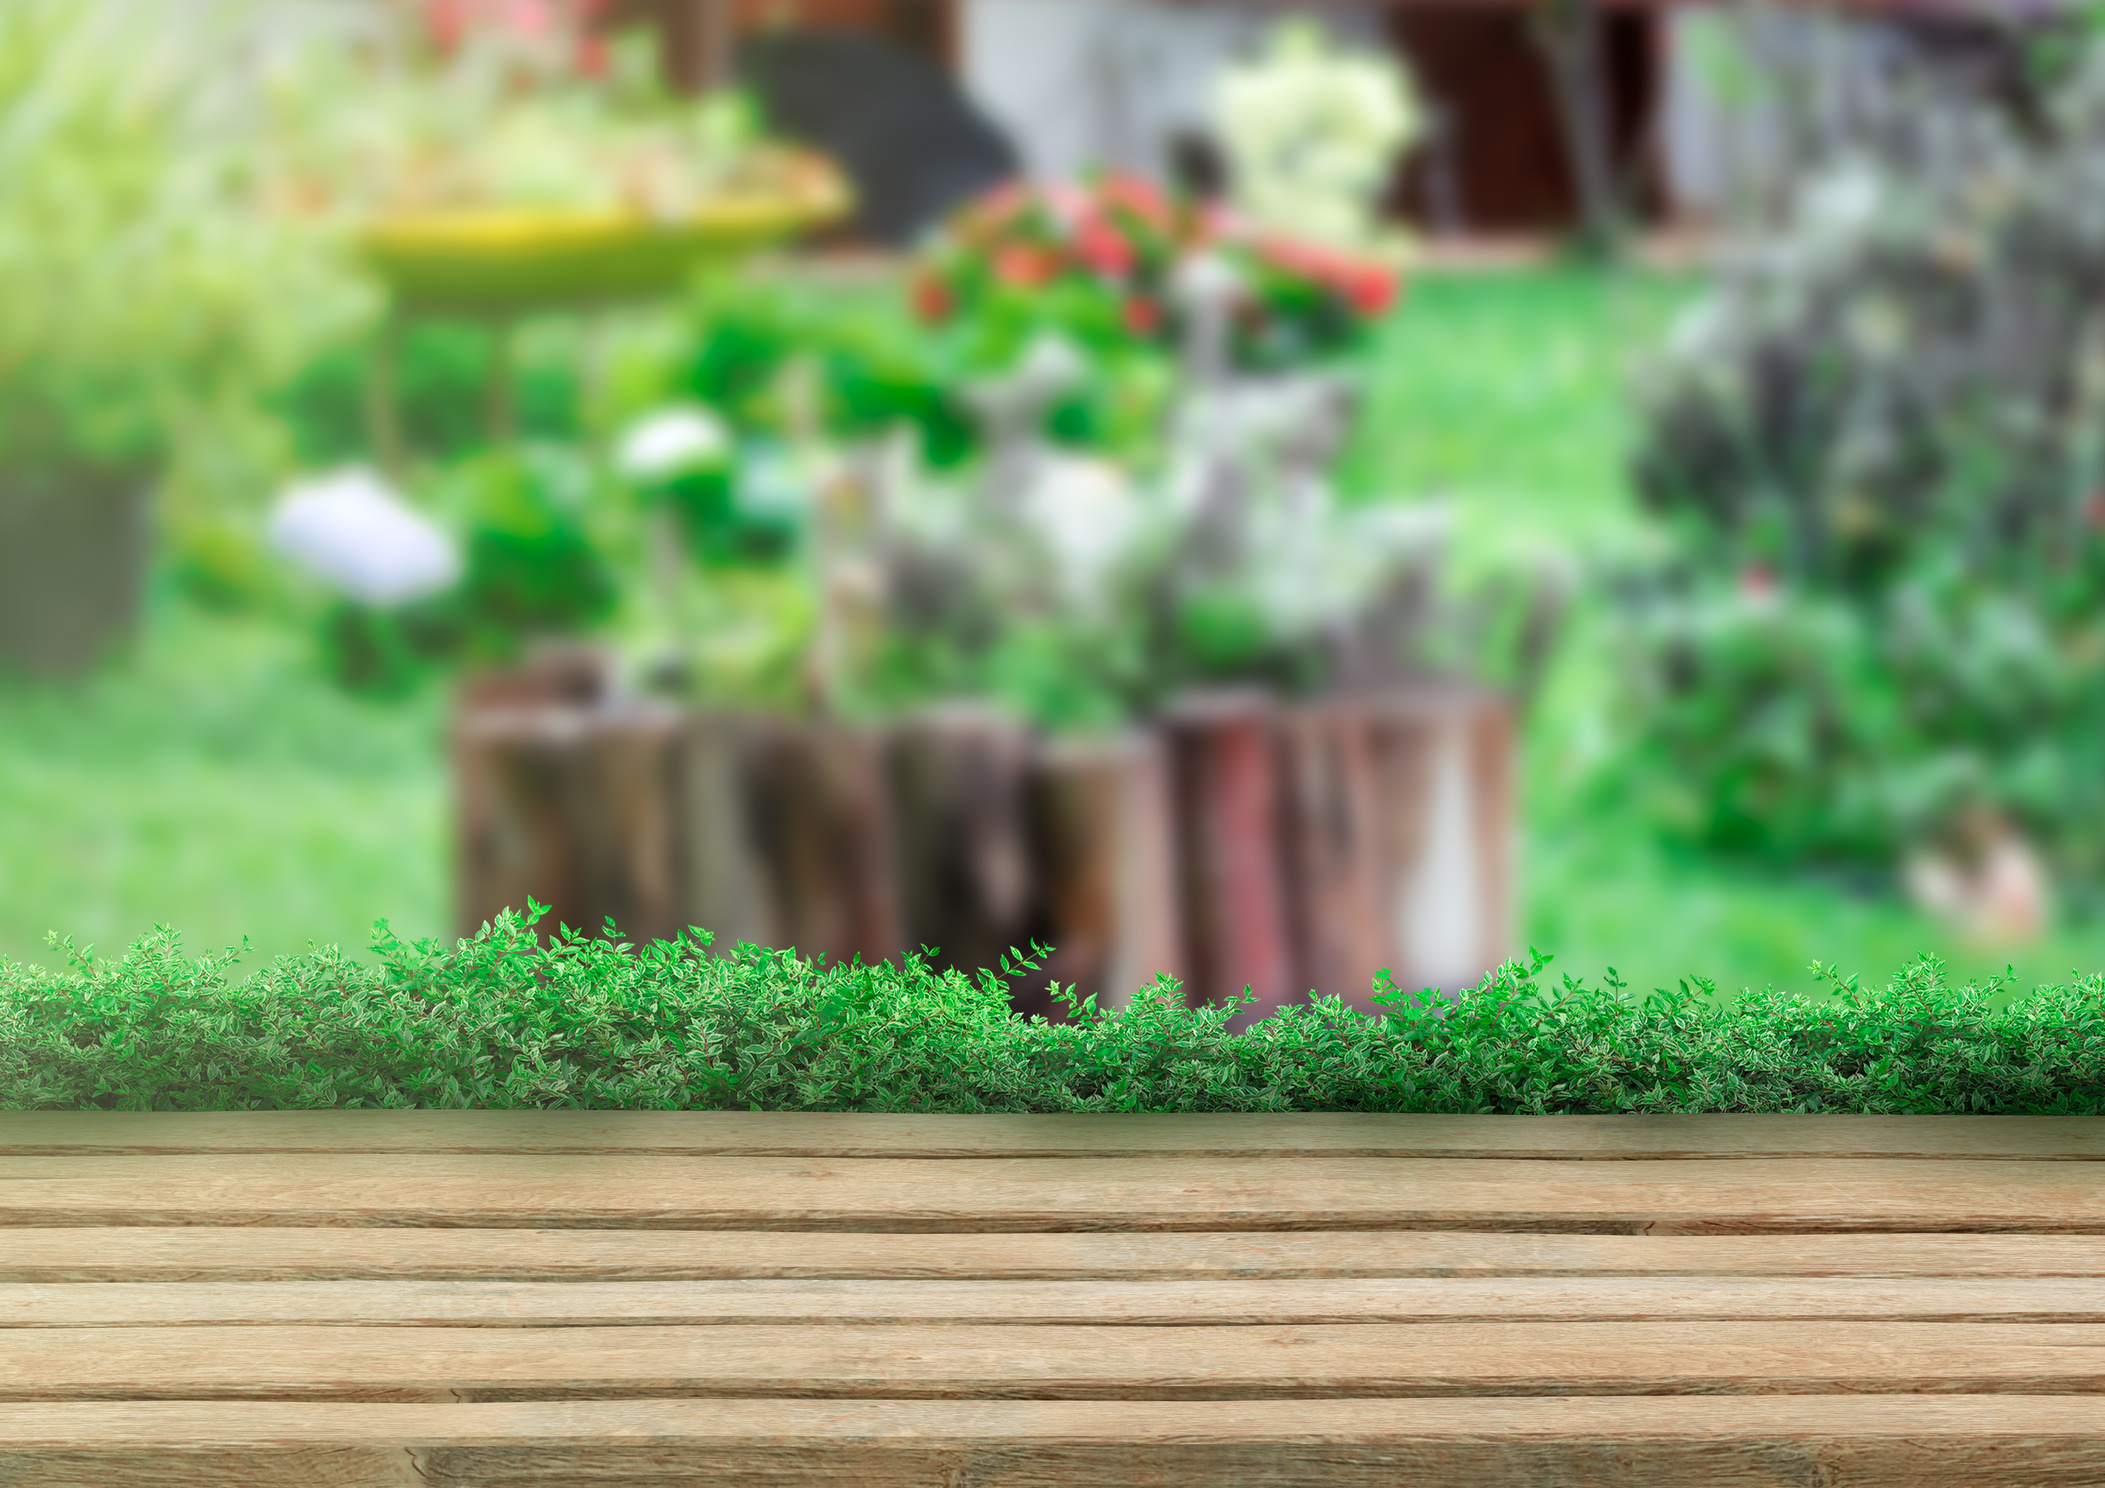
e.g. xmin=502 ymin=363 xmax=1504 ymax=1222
xmin=9 ymin=0 xmax=2105 ymax=1004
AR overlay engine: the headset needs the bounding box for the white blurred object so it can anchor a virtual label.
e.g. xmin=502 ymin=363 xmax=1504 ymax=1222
xmin=268 ymin=467 xmax=459 ymax=606
xmin=959 ymin=0 xmax=1386 ymax=184
xmin=1904 ymin=810 xmax=2050 ymax=947
xmin=1212 ymin=18 xmax=1417 ymax=250
xmin=616 ymin=405 xmax=732 ymax=484
xmin=1018 ymin=453 xmax=1142 ymax=606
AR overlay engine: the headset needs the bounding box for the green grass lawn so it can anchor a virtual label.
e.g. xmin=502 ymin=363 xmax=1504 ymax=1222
xmin=5 ymin=262 xmax=2102 ymax=997
xmin=0 ymin=601 xmax=448 ymax=968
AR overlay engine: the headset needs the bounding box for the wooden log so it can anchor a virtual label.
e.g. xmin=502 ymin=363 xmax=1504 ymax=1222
xmin=886 ymin=704 xmax=1035 ymax=992
xmin=1362 ymin=686 xmax=1516 ymax=1002
xmin=1026 ymin=733 xmax=1186 ymax=1014
xmin=1160 ymin=691 xmax=1298 ymax=1026
xmin=453 ymin=702 xmax=687 ymax=947
xmin=1278 ymin=687 xmax=1517 ymax=1013
xmin=740 ymin=719 xmax=902 ymax=967
xmin=674 ymin=710 xmax=774 ymax=953
xmin=1276 ymin=702 xmax=1393 ymax=1016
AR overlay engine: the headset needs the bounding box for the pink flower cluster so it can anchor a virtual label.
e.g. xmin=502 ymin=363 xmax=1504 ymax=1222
xmin=915 ymin=174 xmax=1400 ymax=352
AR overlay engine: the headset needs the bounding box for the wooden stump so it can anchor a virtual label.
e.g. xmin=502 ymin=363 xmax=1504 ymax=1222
xmin=453 ymin=700 xmax=687 ymax=946
xmin=1161 ymin=690 xmax=1298 ymax=1027
xmin=887 ymin=704 xmax=1036 ymax=996
xmin=1026 ymin=732 xmax=1187 ymax=1016
xmin=1278 ymin=687 xmax=1516 ymax=1014
xmin=675 ymin=710 xmax=776 ymax=954
xmin=741 ymin=719 xmax=903 ymax=968
xmin=1276 ymin=701 xmax=1393 ymax=1015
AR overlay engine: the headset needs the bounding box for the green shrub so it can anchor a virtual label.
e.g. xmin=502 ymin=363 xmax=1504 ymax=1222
xmin=5 ymin=908 xmax=2102 ymax=1112
xmin=1626 ymin=49 xmax=2105 ymax=876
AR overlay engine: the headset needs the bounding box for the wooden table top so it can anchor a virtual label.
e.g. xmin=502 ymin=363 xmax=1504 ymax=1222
xmin=2 ymin=1112 xmax=2101 ymax=1486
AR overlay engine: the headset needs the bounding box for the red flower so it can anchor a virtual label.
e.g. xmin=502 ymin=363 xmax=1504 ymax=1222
xmin=1255 ymin=236 xmax=1398 ymax=318
xmin=994 ymin=244 xmax=1061 ymax=289
xmin=1343 ymin=265 xmax=1398 ymax=317
xmin=911 ymin=275 xmax=953 ymax=323
xmin=962 ymin=181 xmax=1032 ymax=243
xmin=1072 ymin=215 xmax=1135 ymax=278
xmin=1122 ymin=296 xmax=1162 ymax=337
xmin=1096 ymin=173 xmax=1173 ymax=233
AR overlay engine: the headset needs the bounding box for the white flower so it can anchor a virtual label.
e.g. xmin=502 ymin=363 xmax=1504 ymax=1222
xmin=1212 ymin=19 xmax=1419 ymax=250
xmin=268 ymin=468 xmax=459 ymax=606
xmin=616 ymin=404 xmax=733 ymax=484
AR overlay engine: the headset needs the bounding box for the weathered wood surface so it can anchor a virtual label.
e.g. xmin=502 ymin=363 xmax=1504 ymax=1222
xmin=7 ymin=1398 xmax=2105 ymax=1488
xmin=4 ymin=1154 xmax=2101 ymax=1231
xmin=6 ymin=1110 xmax=2101 ymax=1158
xmin=8 ymin=1228 xmax=2105 ymax=1282
xmin=4 ymin=1113 xmax=2102 ymax=1485
xmin=10 ymin=1320 xmax=2105 ymax=1401
xmin=6 ymin=1276 xmax=2104 ymax=1327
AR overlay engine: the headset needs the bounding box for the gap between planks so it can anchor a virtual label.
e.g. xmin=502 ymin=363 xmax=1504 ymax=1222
xmin=13 ymin=1228 xmax=2105 ymax=1281
xmin=3 ymin=1111 xmax=2100 ymax=1160
xmin=4 ymin=1397 xmax=2105 ymax=1488
xmin=3 ymin=1276 xmax=2103 ymax=1327
xmin=7 ymin=1321 xmax=2105 ymax=1401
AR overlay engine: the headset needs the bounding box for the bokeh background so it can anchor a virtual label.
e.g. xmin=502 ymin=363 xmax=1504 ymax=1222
xmin=6 ymin=0 xmax=2099 ymax=1002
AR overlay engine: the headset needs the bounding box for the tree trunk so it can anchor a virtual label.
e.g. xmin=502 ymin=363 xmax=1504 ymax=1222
xmin=1027 ymin=731 xmax=1187 ymax=1016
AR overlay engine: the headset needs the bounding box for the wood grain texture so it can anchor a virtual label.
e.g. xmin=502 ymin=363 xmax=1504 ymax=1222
xmin=5 ymin=1397 xmax=2105 ymax=1488
xmin=3 ymin=1153 xmax=2101 ymax=1231
xmin=6 ymin=1276 xmax=2104 ymax=1327
xmin=14 ymin=1228 xmax=2105 ymax=1282
xmin=7 ymin=1321 xmax=2105 ymax=1401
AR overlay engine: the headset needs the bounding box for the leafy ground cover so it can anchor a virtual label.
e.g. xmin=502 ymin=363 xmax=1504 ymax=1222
xmin=8 ymin=264 xmax=2105 ymax=996
xmin=6 ymin=910 xmax=2101 ymax=1112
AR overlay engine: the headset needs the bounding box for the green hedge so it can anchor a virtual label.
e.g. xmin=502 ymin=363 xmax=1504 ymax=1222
xmin=5 ymin=908 xmax=2103 ymax=1113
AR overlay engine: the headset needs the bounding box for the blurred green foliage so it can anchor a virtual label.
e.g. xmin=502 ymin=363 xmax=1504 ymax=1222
xmin=1628 ymin=62 xmax=2105 ymax=880
xmin=319 ymin=444 xmax=620 ymax=696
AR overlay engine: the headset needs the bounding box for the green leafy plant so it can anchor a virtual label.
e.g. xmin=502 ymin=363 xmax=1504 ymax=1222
xmin=6 ymin=909 xmax=2103 ymax=1112
xmin=318 ymin=444 xmax=619 ymax=695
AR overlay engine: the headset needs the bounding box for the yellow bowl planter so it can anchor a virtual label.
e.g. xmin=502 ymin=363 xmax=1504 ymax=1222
xmin=359 ymin=155 xmax=853 ymax=315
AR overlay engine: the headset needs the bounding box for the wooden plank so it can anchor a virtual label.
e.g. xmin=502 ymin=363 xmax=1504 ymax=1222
xmin=12 ymin=1228 xmax=2105 ymax=1283
xmin=5 ymin=1321 xmax=2105 ymax=1401
xmin=4 ymin=1111 xmax=2097 ymax=1160
xmin=6 ymin=1276 xmax=2104 ymax=1327
xmin=1 ymin=1154 xmax=2100 ymax=1231
xmin=4 ymin=1397 xmax=2105 ymax=1488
